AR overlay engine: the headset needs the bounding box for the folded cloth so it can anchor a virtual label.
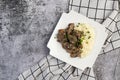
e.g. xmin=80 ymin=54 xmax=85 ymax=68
xmin=18 ymin=0 xmax=120 ymax=80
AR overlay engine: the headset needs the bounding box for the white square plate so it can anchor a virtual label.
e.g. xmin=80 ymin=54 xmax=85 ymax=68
xmin=47 ymin=10 xmax=107 ymax=70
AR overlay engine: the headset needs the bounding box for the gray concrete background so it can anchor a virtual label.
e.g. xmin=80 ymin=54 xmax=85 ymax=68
xmin=0 ymin=0 xmax=120 ymax=80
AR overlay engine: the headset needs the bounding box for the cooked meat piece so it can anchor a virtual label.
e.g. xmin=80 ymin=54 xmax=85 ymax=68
xmin=57 ymin=23 xmax=84 ymax=58
xmin=62 ymin=42 xmax=73 ymax=50
xmin=70 ymin=49 xmax=82 ymax=57
xmin=66 ymin=23 xmax=74 ymax=34
xmin=68 ymin=35 xmax=77 ymax=44
xmin=68 ymin=23 xmax=74 ymax=30
xmin=78 ymin=44 xmax=83 ymax=49
xmin=74 ymin=30 xmax=82 ymax=38
xmin=66 ymin=49 xmax=72 ymax=53
xmin=70 ymin=53 xmax=78 ymax=57
xmin=57 ymin=29 xmax=65 ymax=42
xmin=62 ymin=42 xmax=70 ymax=49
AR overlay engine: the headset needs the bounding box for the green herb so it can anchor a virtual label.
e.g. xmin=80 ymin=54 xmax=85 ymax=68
xmin=65 ymin=32 xmax=69 ymax=42
xmin=87 ymin=31 xmax=90 ymax=33
xmin=88 ymin=36 xmax=91 ymax=39
xmin=79 ymin=38 xmax=83 ymax=44
xmin=75 ymin=38 xmax=83 ymax=47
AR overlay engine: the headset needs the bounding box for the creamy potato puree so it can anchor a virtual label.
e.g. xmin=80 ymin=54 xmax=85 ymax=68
xmin=74 ymin=23 xmax=95 ymax=58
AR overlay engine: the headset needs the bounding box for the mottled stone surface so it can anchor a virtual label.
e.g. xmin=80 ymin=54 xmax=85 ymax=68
xmin=0 ymin=0 xmax=120 ymax=80
xmin=0 ymin=0 xmax=68 ymax=80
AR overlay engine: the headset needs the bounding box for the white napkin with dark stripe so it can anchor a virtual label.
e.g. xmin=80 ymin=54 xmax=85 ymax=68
xmin=18 ymin=0 xmax=120 ymax=80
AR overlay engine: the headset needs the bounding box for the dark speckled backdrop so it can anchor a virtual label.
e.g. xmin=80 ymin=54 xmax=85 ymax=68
xmin=0 ymin=0 xmax=68 ymax=80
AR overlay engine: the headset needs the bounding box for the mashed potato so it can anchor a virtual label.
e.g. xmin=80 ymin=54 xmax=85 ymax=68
xmin=74 ymin=23 xmax=95 ymax=58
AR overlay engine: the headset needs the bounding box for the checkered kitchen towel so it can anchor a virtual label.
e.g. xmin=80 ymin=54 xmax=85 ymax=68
xmin=18 ymin=0 xmax=120 ymax=80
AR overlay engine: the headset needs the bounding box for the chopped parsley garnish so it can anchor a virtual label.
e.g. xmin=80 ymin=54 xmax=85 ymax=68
xmin=78 ymin=23 xmax=80 ymax=25
xmin=65 ymin=32 xmax=69 ymax=42
xmin=87 ymin=31 xmax=90 ymax=33
xmin=88 ymin=36 xmax=91 ymax=39
xmin=76 ymin=38 xmax=83 ymax=47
